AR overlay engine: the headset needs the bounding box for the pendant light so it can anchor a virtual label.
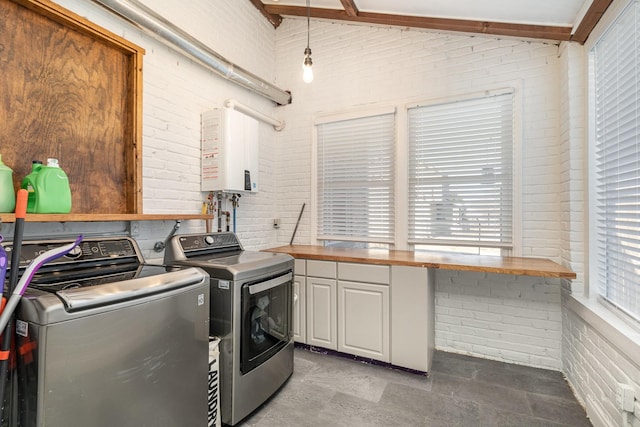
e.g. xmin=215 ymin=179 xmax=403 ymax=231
xmin=302 ymin=0 xmax=313 ymax=83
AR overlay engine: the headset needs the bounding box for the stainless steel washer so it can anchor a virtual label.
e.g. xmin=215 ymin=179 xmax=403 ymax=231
xmin=164 ymin=232 xmax=294 ymax=426
xmin=4 ymin=237 xmax=210 ymax=427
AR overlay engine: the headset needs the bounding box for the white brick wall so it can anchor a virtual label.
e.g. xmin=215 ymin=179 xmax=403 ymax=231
xmin=558 ymin=27 xmax=640 ymax=427
xmin=436 ymin=270 xmax=563 ymax=369
xmin=558 ymin=41 xmax=586 ymax=291
xmin=274 ymin=19 xmax=564 ymax=258
xmin=562 ymin=289 xmax=640 ymax=427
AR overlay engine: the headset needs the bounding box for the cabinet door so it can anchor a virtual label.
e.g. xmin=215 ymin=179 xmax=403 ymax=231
xmin=338 ymin=281 xmax=389 ymax=362
xmin=306 ymin=277 xmax=337 ymax=350
xmin=292 ymin=275 xmax=306 ymax=343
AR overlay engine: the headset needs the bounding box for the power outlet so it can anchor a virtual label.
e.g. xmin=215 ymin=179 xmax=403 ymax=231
xmin=273 ymin=218 xmax=280 ymax=229
xmin=130 ymin=221 xmax=140 ymax=236
xmin=616 ymin=383 xmax=635 ymax=412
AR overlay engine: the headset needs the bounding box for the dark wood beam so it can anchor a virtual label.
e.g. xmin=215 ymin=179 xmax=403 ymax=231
xmin=248 ymin=0 xmax=283 ymax=28
xmin=264 ymin=5 xmax=572 ymax=41
xmin=339 ymin=0 xmax=359 ymax=17
xmin=571 ymin=0 xmax=615 ymax=44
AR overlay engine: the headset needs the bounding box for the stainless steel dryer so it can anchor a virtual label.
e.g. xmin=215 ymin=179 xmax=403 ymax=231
xmin=164 ymin=232 xmax=294 ymax=426
xmin=4 ymin=236 xmax=210 ymax=427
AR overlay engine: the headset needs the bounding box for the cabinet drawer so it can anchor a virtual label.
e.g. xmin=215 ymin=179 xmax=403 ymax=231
xmin=294 ymin=259 xmax=306 ymax=275
xmin=306 ymin=260 xmax=336 ymax=278
xmin=338 ymin=263 xmax=389 ymax=285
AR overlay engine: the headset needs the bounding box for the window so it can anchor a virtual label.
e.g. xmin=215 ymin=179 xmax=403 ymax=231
xmin=407 ymin=92 xmax=515 ymax=251
xmin=590 ymin=0 xmax=640 ymax=321
xmin=315 ymin=109 xmax=395 ymax=246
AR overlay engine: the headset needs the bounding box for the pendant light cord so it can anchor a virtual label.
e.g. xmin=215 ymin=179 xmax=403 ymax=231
xmin=306 ymin=0 xmax=310 ymax=49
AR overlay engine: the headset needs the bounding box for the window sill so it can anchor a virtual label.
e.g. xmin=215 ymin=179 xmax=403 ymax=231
xmin=567 ymin=293 xmax=640 ymax=367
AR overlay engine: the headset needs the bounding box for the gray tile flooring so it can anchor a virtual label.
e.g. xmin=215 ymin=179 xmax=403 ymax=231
xmin=238 ymin=347 xmax=592 ymax=427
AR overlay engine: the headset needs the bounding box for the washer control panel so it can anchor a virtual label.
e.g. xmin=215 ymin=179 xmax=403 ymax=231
xmin=178 ymin=233 xmax=241 ymax=253
xmin=3 ymin=237 xmax=140 ymax=269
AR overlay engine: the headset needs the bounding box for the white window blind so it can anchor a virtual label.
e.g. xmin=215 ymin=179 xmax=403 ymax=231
xmin=316 ymin=112 xmax=395 ymax=243
xmin=408 ymin=93 xmax=514 ymax=247
xmin=592 ymin=0 xmax=640 ymax=321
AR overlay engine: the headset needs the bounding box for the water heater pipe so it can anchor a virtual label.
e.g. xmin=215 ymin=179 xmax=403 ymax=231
xmin=91 ymin=0 xmax=292 ymax=106
xmin=225 ymin=99 xmax=285 ymax=131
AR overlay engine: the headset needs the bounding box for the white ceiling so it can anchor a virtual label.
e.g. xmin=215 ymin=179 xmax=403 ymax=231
xmin=267 ymin=0 xmax=593 ymax=28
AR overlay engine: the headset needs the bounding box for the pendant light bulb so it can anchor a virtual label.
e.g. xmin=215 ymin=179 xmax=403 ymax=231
xmin=303 ymin=47 xmax=313 ymax=83
xmin=302 ymin=0 xmax=313 ymax=83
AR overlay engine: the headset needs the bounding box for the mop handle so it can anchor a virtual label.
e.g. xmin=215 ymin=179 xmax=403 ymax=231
xmin=0 ymin=236 xmax=82 ymax=332
xmin=6 ymin=190 xmax=28 ymax=294
xmin=290 ymin=203 xmax=305 ymax=245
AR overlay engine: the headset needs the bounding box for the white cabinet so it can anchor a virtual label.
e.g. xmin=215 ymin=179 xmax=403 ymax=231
xmin=337 ymin=262 xmax=390 ymax=362
xmin=306 ymin=277 xmax=337 ymax=349
xmin=303 ymin=261 xmax=390 ymax=362
xmin=305 ymin=260 xmax=338 ymax=349
xmin=298 ymin=259 xmax=433 ymax=371
xmin=390 ymin=266 xmax=435 ymax=372
xmin=338 ymin=280 xmax=389 ymax=361
xmin=292 ymin=259 xmax=306 ymax=343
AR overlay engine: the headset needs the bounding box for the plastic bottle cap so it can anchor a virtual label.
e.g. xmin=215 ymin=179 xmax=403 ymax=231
xmin=47 ymin=158 xmax=60 ymax=167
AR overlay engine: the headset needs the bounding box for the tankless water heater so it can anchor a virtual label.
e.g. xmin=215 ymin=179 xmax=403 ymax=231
xmin=201 ymin=107 xmax=259 ymax=193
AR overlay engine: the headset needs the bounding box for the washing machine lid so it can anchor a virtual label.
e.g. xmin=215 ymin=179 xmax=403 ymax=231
xmin=169 ymin=250 xmax=292 ymax=280
xmin=164 ymin=233 xmax=293 ymax=280
xmin=52 ymin=266 xmax=206 ymax=312
xmin=18 ymin=265 xmax=209 ymax=324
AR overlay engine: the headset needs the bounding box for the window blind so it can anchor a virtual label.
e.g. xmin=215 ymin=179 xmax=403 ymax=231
xmin=592 ymin=0 xmax=640 ymax=321
xmin=316 ymin=112 xmax=395 ymax=243
xmin=408 ymin=93 xmax=514 ymax=247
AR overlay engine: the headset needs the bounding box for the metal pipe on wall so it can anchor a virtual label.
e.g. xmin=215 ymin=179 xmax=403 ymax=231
xmin=225 ymin=99 xmax=285 ymax=131
xmin=91 ymin=0 xmax=292 ymax=106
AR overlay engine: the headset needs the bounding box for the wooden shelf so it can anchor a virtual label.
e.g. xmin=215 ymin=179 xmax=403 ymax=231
xmin=0 ymin=213 xmax=213 ymax=223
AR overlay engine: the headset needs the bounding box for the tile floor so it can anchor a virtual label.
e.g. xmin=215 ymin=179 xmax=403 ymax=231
xmin=238 ymin=347 xmax=592 ymax=427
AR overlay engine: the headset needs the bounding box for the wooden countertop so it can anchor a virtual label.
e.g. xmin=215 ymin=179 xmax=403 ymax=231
xmin=264 ymin=245 xmax=576 ymax=279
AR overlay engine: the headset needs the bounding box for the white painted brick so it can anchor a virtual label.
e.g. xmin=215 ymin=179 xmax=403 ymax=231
xmin=435 ymin=271 xmax=563 ymax=369
xmin=487 ymin=302 xmax=551 ymax=320
xmin=474 ymin=311 xmax=504 ymax=323
xmin=435 ymin=314 xmax=463 ymax=326
xmin=563 ymin=296 xmax=640 ymax=426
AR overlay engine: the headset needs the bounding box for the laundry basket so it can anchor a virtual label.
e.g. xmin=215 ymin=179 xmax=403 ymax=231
xmin=208 ymin=337 xmax=221 ymax=427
